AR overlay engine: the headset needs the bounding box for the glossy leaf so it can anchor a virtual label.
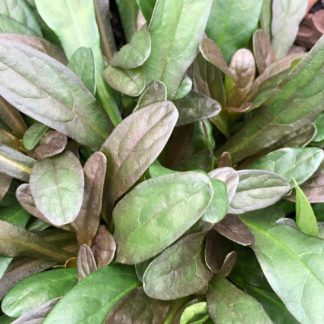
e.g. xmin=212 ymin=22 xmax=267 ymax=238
xmin=220 ymin=36 xmax=324 ymax=163
xmin=111 ymin=26 xmax=151 ymax=69
xmin=0 ymin=220 xmax=73 ymax=262
xmin=0 ymin=39 xmax=111 ymax=149
xmin=174 ymin=92 xmax=221 ymax=126
xmin=91 ymin=225 xmax=116 ymax=268
xmin=207 ymin=276 xmax=272 ymax=323
xmin=23 ymin=122 xmax=48 ymax=151
xmin=44 ymin=265 xmax=139 ymax=324
xmin=206 ymin=0 xmax=263 ymax=61
xmin=12 ymin=298 xmax=59 ymax=324
xmin=30 ymin=151 xmax=84 ymax=226
xmin=202 ymin=179 xmax=228 ymax=224
xmin=143 ymin=233 xmax=213 ymax=300
xmin=0 ymin=144 xmax=35 ymax=182
xmin=2 ymin=268 xmax=77 ymax=318
xmin=180 ymin=302 xmax=210 ymax=324
xmin=68 ymin=47 xmax=96 ymax=94
xmin=294 ymin=179 xmax=319 ymax=236
xmin=229 ymin=170 xmax=291 ymax=214
xmin=113 ymin=172 xmax=213 ymax=264
xmin=101 ymin=101 xmax=178 ymax=203
xmin=144 ymin=0 xmax=213 ymax=98
xmin=105 ymin=287 xmax=170 ymax=324
xmin=241 ymin=211 xmax=324 ymax=323
xmin=135 ymin=81 xmax=167 ymax=110
xmin=0 ymin=0 xmax=41 ymax=36
xmin=249 ymin=148 xmax=324 ymax=186
xmin=77 ymin=245 xmax=97 ymax=281
xmin=71 ymin=152 xmax=106 ymax=245
xmin=104 ymin=66 xmax=146 ymax=97
xmin=271 ymin=0 xmax=308 ymax=59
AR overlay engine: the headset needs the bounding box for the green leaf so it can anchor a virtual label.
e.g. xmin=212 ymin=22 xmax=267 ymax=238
xmin=271 ymin=0 xmax=308 ymax=59
xmin=106 ymin=287 xmax=170 ymax=324
xmin=229 ymin=170 xmax=291 ymax=214
xmin=0 ymin=144 xmax=35 ymax=182
xmin=174 ymin=92 xmax=221 ymax=126
xmin=206 ymin=0 xmax=263 ymax=61
xmin=313 ymin=113 xmax=324 ymax=142
xmin=2 ymin=268 xmax=77 ymax=318
xmin=101 ymin=101 xmax=178 ymax=203
xmin=180 ymin=302 xmax=210 ymax=324
xmin=0 ymin=14 xmax=37 ymax=36
xmin=0 ymin=220 xmax=73 ymax=262
xmin=136 ymin=0 xmax=156 ymax=22
xmin=143 ymin=233 xmax=212 ymax=300
xmin=148 ymin=160 xmax=175 ymax=178
xmin=68 ymin=47 xmax=96 ymax=94
xmin=207 ymin=276 xmax=272 ymax=324
xmin=241 ymin=210 xmax=324 ymax=323
xmin=219 ymin=36 xmax=324 ymax=163
xmin=294 ymin=179 xmax=319 ymax=236
xmin=249 ymin=148 xmax=324 ymax=186
xmin=113 ymin=172 xmax=213 ymax=264
xmin=30 ymin=151 xmax=84 ymax=226
xmin=0 ymin=0 xmax=41 ymax=36
xmin=174 ymin=75 xmax=192 ymax=100
xmin=144 ymin=0 xmax=213 ymax=98
xmin=135 ymin=81 xmax=167 ymax=110
xmin=0 ymin=39 xmax=111 ymax=149
xmin=115 ymin=0 xmax=138 ymax=42
xmin=23 ymin=122 xmax=48 ymax=151
xmin=44 ymin=265 xmax=139 ymax=324
xmin=110 ymin=26 xmax=151 ymax=69
xmin=103 ymin=66 xmax=146 ymax=97
xmin=202 ymin=179 xmax=228 ymax=224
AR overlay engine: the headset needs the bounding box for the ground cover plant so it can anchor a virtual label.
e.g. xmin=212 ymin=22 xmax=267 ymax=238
xmin=0 ymin=0 xmax=323 ymax=323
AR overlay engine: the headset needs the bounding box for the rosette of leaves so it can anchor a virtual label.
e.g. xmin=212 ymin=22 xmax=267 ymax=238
xmin=0 ymin=0 xmax=323 ymax=323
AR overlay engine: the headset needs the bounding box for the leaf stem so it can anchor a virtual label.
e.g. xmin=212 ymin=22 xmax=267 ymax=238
xmin=96 ymin=77 xmax=122 ymax=126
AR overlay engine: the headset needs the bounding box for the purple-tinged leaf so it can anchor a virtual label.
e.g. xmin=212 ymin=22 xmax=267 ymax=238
xmin=77 ymin=245 xmax=97 ymax=281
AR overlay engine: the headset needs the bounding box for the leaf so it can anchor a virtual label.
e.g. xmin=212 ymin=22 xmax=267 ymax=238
xmin=219 ymin=36 xmax=324 ymax=163
xmin=110 ymin=26 xmax=151 ymax=69
xmin=229 ymin=170 xmax=291 ymax=214
xmin=0 ymin=0 xmax=41 ymax=36
xmin=143 ymin=233 xmax=213 ymax=300
xmin=271 ymin=0 xmax=308 ymax=59
xmin=174 ymin=92 xmax=221 ymax=126
xmin=0 ymin=39 xmax=111 ymax=149
xmin=313 ymin=113 xmax=324 ymax=142
xmin=148 ymin=160 xmax=175 ymax=178
xmin=71 ymin=152 xmax=106 ymax=245
xmin=33 ymin=131 xmax=68 ymax=160
xmin=214 ymin=214 xmax=255 ymax=246
xmin=0 ymin=220 xmax=73 ymax=262
xmin=44 ymin=265 xmax=139 ymax=324
xmin=207 ymin=276 xmax=272 ymax=324
xmin=23 ymin=123 xmax=48 ymax=151
xmin=0 ymin=174 xmax=12 ymax=202
xmin=30 ymin=151 xmax=84 ymax=226
xmin=1 ymin=268 xmax=77 ymax=318
xmin=101 ymin=101 xmax=178 ymax=203
xmin=202 ymin=179 xmax=228 ymax=224
xmin=0 ymin=33 xmax=67 ymax=64
xmin=113 ymin=171 xmax=213 ymax=264
xmin=136 ymin=0 xmax=156 ymax=22
xmin=144 ymin=0 xmax=213 ymax=98
xmin=103 ymin=66 xmax=146 ymax=97
xmin=294 ymin=179 xmax=319 ymax=236
xmin=0 ymin=14 xmax=37 ymax=36
xmin=12 ymin=298 xmax=59 ymax=324
xmin=208 ymin=167 xmax=239 ymax=203
xmin=180 ymin=302 xmax=210 ymax=324
xmin=115 ymin=0 xmax=138 ymax=42
xmin=68 ymin=47 xmax=96 ymax=94
xmin=174 ymin=75 xmax=192 ymax=100
xmin=206 ymin=0 xmax=263 ymax=61
xmin=0 ymin=144 xmax=35 ymax=182
xmin=253 ymin=30 xmax=275 ymax=74
xmin=77 ymin=245 xmax=97 ymax=281
xmin=135 ymin=81 xmax=167 ymax=110
xmin=241 ymin=210 xmax=324 ymax=323
xmin=249 ymin=148 xmax=324 ymax=186
xmin=105 ymin=287 xmax=170 ymax=324
xmin=91 ymin=225 xmax=116 ymax=268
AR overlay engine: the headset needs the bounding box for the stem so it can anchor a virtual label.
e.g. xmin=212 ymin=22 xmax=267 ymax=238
xmin=96 ymin=77 xmax=122 ymax=126
xmin=163 ymin=297 xmax=191 ymax=324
